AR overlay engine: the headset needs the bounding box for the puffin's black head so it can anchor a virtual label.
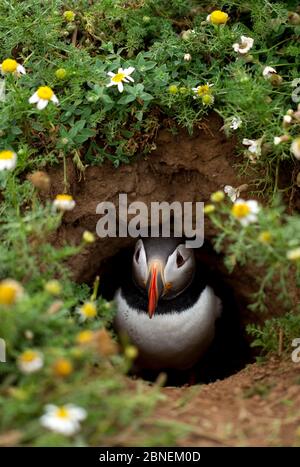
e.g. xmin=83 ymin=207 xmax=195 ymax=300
xmin=132 ymin=238 xmax=196 ymax=319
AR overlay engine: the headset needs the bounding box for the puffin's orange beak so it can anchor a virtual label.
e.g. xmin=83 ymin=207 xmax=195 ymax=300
xmin=147 ymin=261 xmax=164 ymax=319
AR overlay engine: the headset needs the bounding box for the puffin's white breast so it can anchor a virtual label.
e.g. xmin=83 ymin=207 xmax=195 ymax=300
xmin=114 ymin=286 xmax=222 ymax=370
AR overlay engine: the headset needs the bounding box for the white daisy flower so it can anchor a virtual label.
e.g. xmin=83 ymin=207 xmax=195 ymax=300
xmin=263 ymin=66 xmax=277 ymax=79
xmin=53 ymin=194 xmax=76 ymax=211
xmin=76 ymin=301 xmax=97 ymax=322
xmin=242 ymin=138 xmax=262 ymax=156
xmin=106 ymin=67 xmax=135 ymax=93
xmin=274 ymin=136 xmax=282 ymax=145
xmin=283 ymin=114 xmax=292 ymax=124
xmin=29 ymin=86 xmax=59 ymax=110
xmin=233 ymin=36 xmax=254 ymax=54
xmin=0 ymin=150 xmax=17 ymax=171
xmin=224 ymin=185 xmax=239 ymax=202
xmin=192 ymin=83 xmax=214 ymax=99
xmin=287 ymin=247 xmax=300 ymax=261
xmin=40 ymin=404 xmax=87 ymax=436
xmin=274 ymin=135 xmax=290 ymax=145
xmin=231 ymin=199 xmax=260 ymax=226
xmin=291 ymin=137 xmax=300 ymax=160
xmin=230 ymin=116 xmax=242 ymax=130
xmin=184 ymin=53 xmax=192 ymax=61
xmin=0 ymin=58 xmax=26 ymax=76
xmin=18 ymin=350 xmax=44 ymax=374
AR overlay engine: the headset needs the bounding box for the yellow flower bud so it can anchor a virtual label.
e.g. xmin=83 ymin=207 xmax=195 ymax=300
xmin=82 ymin=230 xmax=95 ymax=243
xmin=125 ymin=345 xmax=138 ymax=360
xmin=168 ymin=85 xmax=178 ymax=94
xmin=53 ymin=358 xmax=73 ymax=377
xmin=204 ymin=204 xmax=215 ymax=214
xmin=63 ymin=10 xmax=75 ymax=22
xmin=211 ymin=191 xmax=225 ymax=203
xmin=55 ymin=68 xmax=67 ymax=80
xmin=258 ymin=231 xmax=272 ymax=244
xmin=44 ymin=280 xmax=62 ymax=296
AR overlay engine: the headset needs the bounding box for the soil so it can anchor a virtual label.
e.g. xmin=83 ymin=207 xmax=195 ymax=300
xmin=153 ymin=357 xmax=300 ymax=447
xmin=44 ymin=113 xmax=300 ymax=446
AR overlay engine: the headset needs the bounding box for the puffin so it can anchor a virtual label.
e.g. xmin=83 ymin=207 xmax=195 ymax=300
xmin=114 ymin=238 xmax=222 ymax=371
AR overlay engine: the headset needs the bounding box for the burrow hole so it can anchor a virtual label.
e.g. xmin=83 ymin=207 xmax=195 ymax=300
xmin=96 ymin=239 xmax=255 ymax=386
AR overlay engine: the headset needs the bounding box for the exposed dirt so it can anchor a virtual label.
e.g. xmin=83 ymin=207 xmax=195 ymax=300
xmin=151 ymin=357 xmax=300 ymax=447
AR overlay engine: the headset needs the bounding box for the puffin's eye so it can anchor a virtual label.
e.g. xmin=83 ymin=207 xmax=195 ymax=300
xmin=176 ymin=251 xmax=185 ymax=268
xmin=135 ymin=248 xmax=141 ymax=263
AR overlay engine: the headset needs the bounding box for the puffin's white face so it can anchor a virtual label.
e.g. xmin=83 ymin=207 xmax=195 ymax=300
xmin=132 ymin=239 xmax=196 ymax=318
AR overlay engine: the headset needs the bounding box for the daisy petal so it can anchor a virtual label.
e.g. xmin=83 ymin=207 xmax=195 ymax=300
xmin=37 ymin=99 xmax=49 ymax=110
xmin=17 ymin=64 xmax=26 ymax=75
xmin=51 ymin=95 xmax=59 ymax=104
xmin=29 ymin=92 xmax=39 ymax=104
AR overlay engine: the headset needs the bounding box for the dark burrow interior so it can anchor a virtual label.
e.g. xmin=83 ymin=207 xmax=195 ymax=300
xmin=96 ymin=238 xmax=255 ymax=387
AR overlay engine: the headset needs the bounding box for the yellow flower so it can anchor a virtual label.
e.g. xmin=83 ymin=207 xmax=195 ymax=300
xmin=193 ymin=83 xmax=213 ymax=96
xmin=0 ymin=279 xmax=24 ymax=306
xmin=63 ymin=10 xmax=76 ymax=22
xmin=107 ymin=67 xmax=135 ymax=93
xmin=258 ymin=231 xmax=272 ymax=244
xmin=76 ymin=330 xmax=94 ymax=345
xmin=168 ymin=85 xmax=178 ymax=94
xmin=0 ymin=150 xmax=17 ymax=171
xmin=82 ymin=230 xmax=95 ymax=243
xmin=53 ymin=358 xmax=73 ymax=377
xmin=207 ymin=10 xmax=229 ymax=25
xmin=18 ymin=350 xmax=44 ymax=374
xmin=231 ymin=199 xmax=260 ymax=226
xmin=55 ymin=68 xmax=67 ymax=80
xmin=40 ymin=404 xmax=86 ymax=436
xmin=53 ymin=194 xmax=75 ymax=211
xmin=44 ymin=280 xmax=62 ymax=296
xmin=204 ymin=204 xmax=215 ymax=214
xmin=286 ymin=247 xmax=300 ymax=261
xmin=211 ymin=191 xmax=225 ymax=203
xmin=76 ymin=301 xmax=97 ymax=321
xmin=125 ymin=345 xmax=138 ymax=360
xmin=29 ymin=86 xmax=59 ymax=110
xmin=0 ymin=58 xmax=26 ymax=75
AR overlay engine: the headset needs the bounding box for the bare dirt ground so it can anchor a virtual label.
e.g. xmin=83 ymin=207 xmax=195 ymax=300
xmin=153 ymin=357 xmax=300 ymax=447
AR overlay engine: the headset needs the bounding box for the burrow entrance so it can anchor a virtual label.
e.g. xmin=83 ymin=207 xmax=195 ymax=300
xmin=97 ymin=238 xmax=254 ymax=385
xmin=48 ymin=113 xmax=281 ymax=385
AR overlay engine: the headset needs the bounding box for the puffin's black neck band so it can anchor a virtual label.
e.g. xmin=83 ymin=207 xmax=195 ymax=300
xmin=120 ymin=266 xmax=207 ymax=315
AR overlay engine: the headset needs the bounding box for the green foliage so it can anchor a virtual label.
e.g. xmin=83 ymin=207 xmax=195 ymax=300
xmin=0 ymin=168 xmax=180 ymax=446
xmin=208 ymin=197 xmax=300 ymax=312
xmin=247 ymin=313 xmax=300 ymax=355
xmin=0 ymin=0 xmax=299 ymax=169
